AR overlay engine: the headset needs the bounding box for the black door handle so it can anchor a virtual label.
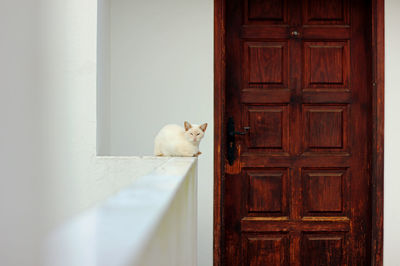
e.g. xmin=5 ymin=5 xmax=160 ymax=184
xmin=227 ymin=117 xmax=249 ymax=165
xmin=229 ymin=127 xmax=250 ymax=136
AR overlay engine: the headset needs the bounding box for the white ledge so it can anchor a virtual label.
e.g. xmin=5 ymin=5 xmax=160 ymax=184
xmin=45 ymin=157 xmax=197 ymax=266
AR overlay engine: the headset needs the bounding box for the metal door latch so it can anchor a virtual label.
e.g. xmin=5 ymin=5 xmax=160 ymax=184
xmin=227 ymin=117 xmax=249 ymax=165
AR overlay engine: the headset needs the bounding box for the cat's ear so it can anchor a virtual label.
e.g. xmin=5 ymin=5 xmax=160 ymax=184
xmin=200 ymin=123 xmax=208 ymax=132
xmin=184 ymin=121 xmax=192 ymax=131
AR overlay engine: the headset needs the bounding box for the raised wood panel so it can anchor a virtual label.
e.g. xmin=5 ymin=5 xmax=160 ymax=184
xmin=245 ymin=0 xmax=287 ymax=24
xmin=244 ymin=42 xmax=288 ymax=89
xmin=303 ymin=0 xmax=349 ymax=25
xmin=302 ymin=105 xmax=348 ymax=154
xmin=302 ymin=168 xmax=348 ymax=216
xmin=306 ymin=173 xmax=342 ymax=212
xmin=309 ymin=110 xmax=342 ymax=148
xmin=244 ymin=105 xmax=289 ymax=153
xmin=243 ymin=234 xmax=289 ymax=266
xmin=250 ymin=45 xmax=282 ymax=83
xmin=249 ymin=108 xmax=282 ymax=148
xmin=246 ymin=169 xmax=288 ymax=216
xmin=311 ymin=47 xmax=343 ymax=84
xmin=302 ymin=233 xmax=346 ymax=265
xmin=304 ymin=41 xmax=350 ymax=91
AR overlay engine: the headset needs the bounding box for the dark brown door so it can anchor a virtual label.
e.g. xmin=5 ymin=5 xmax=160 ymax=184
xmin=223 ymin=0 xmax=372 ymax=265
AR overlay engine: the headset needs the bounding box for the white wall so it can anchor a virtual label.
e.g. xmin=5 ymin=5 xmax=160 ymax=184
xmin=38 ymin=0 xmax=142 ymax=228
xmin=0 ymin=1 xmax=42 ymax=265
xmin=99 ymin=1 xmax=214 ymax=265
xmin=1 ymin=1 xmax=178 ymax=265
xmin=97 ymin=0 xmax=111 ymax=155
xmin=384 ymin=0 xmax=400 ymax=264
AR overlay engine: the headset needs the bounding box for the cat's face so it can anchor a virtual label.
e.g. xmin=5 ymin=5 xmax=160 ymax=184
xmin=184 ymin=121 xmax=207 ymax=143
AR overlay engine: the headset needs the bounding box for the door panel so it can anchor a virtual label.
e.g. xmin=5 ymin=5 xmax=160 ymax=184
xmin=244 ymin=41 xmax=289 ymax=89
xmin=243 ymin=234 xmax=290 ymax=266
xmin=245 ymin=0 xmax=288 ymax=24
xmin=303 ymin=41 xmax=350 ymax=90
xmin=301 ymin=233 xmax=346 ymax=265
xmin=303 ymin=0 xmax=350 ymax=25
xmin=301 ymin=168 xmax=349 ymax=217
xmin=244 ymin=105 xmax=290 ymax=153
xmin=224 ymin=0 xmax=371 ymax=265
xmin=246 ymin=168 xmax=289 ymax=217
xmin=302 ymin=104 xmax=349 ymax=154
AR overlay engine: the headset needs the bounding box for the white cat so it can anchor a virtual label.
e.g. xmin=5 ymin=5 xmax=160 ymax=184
xmin=154 ymin=121 xmax=207 ymax=157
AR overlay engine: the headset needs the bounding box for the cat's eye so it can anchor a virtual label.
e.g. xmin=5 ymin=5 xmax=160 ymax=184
xmin=190 ymin=133 xmax=193 ymax=135
xmin=197 ymin=133 xmax=200 ymax=136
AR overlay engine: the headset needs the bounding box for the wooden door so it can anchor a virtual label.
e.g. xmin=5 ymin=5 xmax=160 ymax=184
xmin=220 ymin=0 xmax=376 ymax=265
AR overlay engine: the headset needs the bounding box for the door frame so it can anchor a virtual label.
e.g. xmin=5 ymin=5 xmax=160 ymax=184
xmin=213 ymin=0 xmax=385 ymax=265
